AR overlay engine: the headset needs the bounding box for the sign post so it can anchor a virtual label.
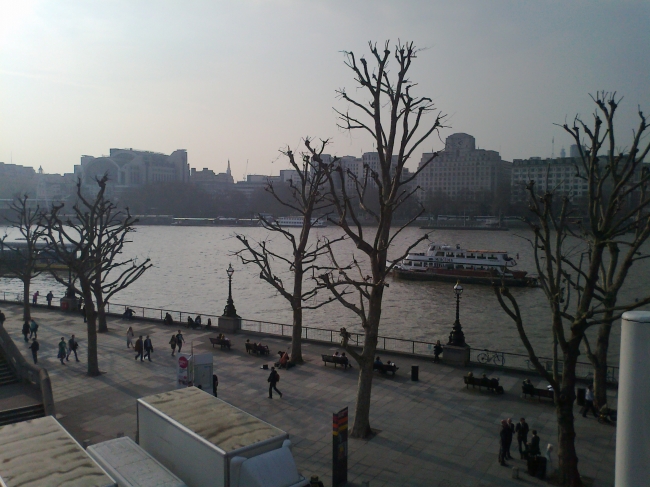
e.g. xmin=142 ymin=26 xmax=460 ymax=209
xmin=332 ymin=407 xmax=348 ymax=487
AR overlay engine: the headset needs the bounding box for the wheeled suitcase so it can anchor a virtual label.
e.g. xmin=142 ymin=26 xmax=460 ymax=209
xmin=536 ymin=456 xmax=547 ymax=479
xmin=527 ymin=455 xmax=539 ymax=475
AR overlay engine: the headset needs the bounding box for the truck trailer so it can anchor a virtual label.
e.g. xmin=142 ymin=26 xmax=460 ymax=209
xmin=137 ymin=387 xmax=308 ymax=487
xmin=0 ymin=416 xmax=117 ymax=487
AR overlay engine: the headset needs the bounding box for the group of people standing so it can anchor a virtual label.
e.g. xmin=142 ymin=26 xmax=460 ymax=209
xmin=499 ymin=417 xmax=545 ymax=467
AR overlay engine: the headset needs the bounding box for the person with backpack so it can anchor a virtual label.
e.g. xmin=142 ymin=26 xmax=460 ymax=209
xmin=57 ymin=337 xmax=67 ymax=365
xmin=267 ymin=367 xmax=282 ymax=399
xmin=29 ymin=319 xmax=39 ymax=339
xmin=29 ymin=338 xmax=39 ymax=364
xmin=175 ymin=330 xmax=185 ymax=353
xmin=143 ymin=335 xmax=154 ymax=362
xmin=66 ymin=334 xmax=79 ymax=362
xmin=22 ymin=322 xmax=30 ymax=342
xmin=169 ymin=334 xmax=178 ymax=356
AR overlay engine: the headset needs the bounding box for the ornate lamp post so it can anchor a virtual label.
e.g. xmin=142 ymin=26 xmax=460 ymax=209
xmin=448 ymin=281 xmax=467 ymax=347
xmin=223 ymin=263 xmax=238 ymax=317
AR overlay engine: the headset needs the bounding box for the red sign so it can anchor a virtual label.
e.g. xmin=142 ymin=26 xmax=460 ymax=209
xmin=178 ymin=356 xmax=188 ymax=369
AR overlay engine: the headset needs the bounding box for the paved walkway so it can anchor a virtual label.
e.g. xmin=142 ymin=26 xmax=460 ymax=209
xmin=0 ymin=303 xmax=616 ymax=487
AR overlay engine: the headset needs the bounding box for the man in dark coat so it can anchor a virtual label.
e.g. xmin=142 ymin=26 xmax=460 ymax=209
xmin=212 ymin=374 xmax=219 ymax=397
xmin=143 ymin=335 xmax=153 ymax=362
xmin=498 ymin=420 xmax=510 ymax=466
xmin=66 ymin=334 xmax=79 ymax=362
xmin=22 ymin=322 xmax=30 ymax=342
xmin=134 ymin=336 xmax=144 ymax=361
xmin=515 ymin=417 xmax=530 ymax=459
xmin=505 ymin=418 xmax=514 ymax=460
xmin=267 ymin=367 xmax=282 ymax=399
xmin=28 ymin=338 xmax=39 ymax=364
xmin=527 ymin=430 xmax=541 ymax=457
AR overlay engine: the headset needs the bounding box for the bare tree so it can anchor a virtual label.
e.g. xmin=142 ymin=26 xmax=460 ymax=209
xmin=493 ymin=93 xmax=650 ymax=486
xmin=315 ymin=41 xmax=446 ymax=438
xmin=43 ymin=176 xmax=152 ymax=376
xmin=235 ymin=140 xmax=343 ymax=363
xmin=0 ymin=196 xmax=45 ymax=323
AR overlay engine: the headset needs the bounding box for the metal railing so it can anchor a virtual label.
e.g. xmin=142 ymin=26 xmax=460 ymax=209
xmin=1 ymin=290 xmax=619 ymax=384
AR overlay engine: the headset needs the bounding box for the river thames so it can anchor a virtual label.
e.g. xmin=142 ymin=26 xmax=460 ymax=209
xmin=3 ymin=224 xmax=648 ymax=364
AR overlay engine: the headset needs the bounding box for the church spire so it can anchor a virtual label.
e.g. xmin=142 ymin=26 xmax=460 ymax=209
xmin=227 ymin=159 xmax=231 ymax=176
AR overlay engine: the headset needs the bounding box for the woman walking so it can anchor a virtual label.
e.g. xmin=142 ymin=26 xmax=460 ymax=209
xmin=169 ymin=334 xmax=178 ymax=356
xmin=126 ymin=326 xmax=135 ymax=348
xmin=57 ymin=337 xmax=67 ymax=365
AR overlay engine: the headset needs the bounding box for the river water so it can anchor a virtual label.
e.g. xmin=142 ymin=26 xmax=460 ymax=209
xmin=3 ymin=225 xmax=648 ymax=364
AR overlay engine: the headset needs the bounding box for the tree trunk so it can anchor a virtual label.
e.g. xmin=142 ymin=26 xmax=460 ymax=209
xmin=592 ymin=319 xmax=612 ymax=408
xmin=350 ymin=308 xmax=380 ymax=439
xmin=22 ymin=279 xmax=31 ymax=324
xmin=290 ymin=303 xmax=303 ymax=364
xmin=351 ymin=352 xmax=375 ymax=438
xmin=97 ymin=305 xmax=108 ymax=333
xmin=290 ymin=266 xmax=304 ymax=364
xmin=84 ymin=292 xmax=100 ymax=376
xmin=556 ymin=353 xmax=582 ymax=486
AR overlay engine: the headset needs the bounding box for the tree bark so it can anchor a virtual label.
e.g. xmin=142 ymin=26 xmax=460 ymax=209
xmin=22 ymin=279 xmax=31 ymax=324
xmin=97 ymin=303 xmax=108 ymax=333
xmin=556 ymin=351 xmax=582 ymax=487
xmin=290 ymin=266 xmax=304 ymax=363
xmin=592 ymin=318 xmax=612 ymax=408
xmin=351 ymin=348 xmax=375 ymax=438
xmin=84 ymin=291 xmax=100 ymax=376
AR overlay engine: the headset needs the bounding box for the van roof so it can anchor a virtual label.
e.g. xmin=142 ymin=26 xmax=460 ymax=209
xmin=138 ymin=388 xmax=285 ymax=452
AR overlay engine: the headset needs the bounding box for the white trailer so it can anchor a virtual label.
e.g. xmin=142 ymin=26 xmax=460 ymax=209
xmin=87 ymin=437 xmax=187 ymax=487
xmin=137 ymin=387 xmax=308 ymax=487
xmin=0 ymin=416 xmax=117 ymax=487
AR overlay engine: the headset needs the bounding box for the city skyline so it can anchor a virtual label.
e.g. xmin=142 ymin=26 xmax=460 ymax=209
xmin=1 ymin=1 xmax=648 ymax=178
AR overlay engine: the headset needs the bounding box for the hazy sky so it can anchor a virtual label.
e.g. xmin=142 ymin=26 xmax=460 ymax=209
xmin=1 ymin=1 xmax=649 ymax=179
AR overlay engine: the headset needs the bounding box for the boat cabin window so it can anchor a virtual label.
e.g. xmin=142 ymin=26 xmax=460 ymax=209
xmin=467 ymin=254 xmax=475 ymax=258
xmin=414 ymin=261 xmax=422 ymax=267
xmin=488 ymin=255 xmax=498 ymax=260
xmin=455 ymin=264 xmax=464 ymax=269
xmin=446 ymin=252 xmax=454 ymax=257
xmin=457 ymin=253 xmax=464 ymax=258
xmin=435 ymin=252 xmax=444 ymax=256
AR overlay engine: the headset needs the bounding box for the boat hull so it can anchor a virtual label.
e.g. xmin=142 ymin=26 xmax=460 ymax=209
xmin=392 ymin=268 xmax=532 ymax=287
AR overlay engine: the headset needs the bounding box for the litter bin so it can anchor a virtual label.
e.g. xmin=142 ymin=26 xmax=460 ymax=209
xmin=411 ymin=365 xmax=419 ymax=381
xmin=577 ymin=387 xmax=586 ymax=407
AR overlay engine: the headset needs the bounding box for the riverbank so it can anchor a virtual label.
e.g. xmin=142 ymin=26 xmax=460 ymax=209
xmin=0 ymin=303 xmax=617 ymax=486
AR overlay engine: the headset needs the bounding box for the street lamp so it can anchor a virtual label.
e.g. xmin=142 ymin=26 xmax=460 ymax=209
xmin=223 ymin=263 xmax=238 ymax=317
xmin=448 ymin=281 xmax=467 ymax=347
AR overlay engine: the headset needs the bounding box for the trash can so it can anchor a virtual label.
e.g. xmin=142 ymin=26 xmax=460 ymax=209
xmin=577 ymin=387 xmax=586 ymax=406
xmin=411 ymin=365 xmax=419 ymax=381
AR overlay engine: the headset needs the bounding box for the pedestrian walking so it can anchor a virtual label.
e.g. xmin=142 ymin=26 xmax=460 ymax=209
xmin=32 ymin=291 xmax=39 ymax=305
xmin=82 ymin=304 xmax=87 ymax=323
xmin=169 ymin=334 xmax=177 ymax=356
xmin=144 ymin=335 xmax=153 ymax=362
xmin=0 ymin=310 xmax=5 ymax=325
xmin=46 ymin=291 xmax=54 ymax=308
xmin=581 ymin=384 xmax=598 ymax=418
xmin=267 ymin=367 xmax=282 ymax=398
xmin=22 ymin=322 xmax=30 ymax=342
xmin=29 ymin=319 xmax=39 ymax=339
xmin=527 ymin=430 xmax=541 ymax=456
xmin=515 ymin=417 xmax=529 ymax=459
xmin=57 ymin=337 xmax=67 ymax=365
xmin=28 ymin=338 xmax=39 ymax=364
xmin=66 ymin=335 xmax=79 ymax=362
xmin=134 ymin=336 xmax=144 ymax=361
xmin=505 ymin=418 xmax=514 ymax=460
xmin=126 ymin=327 xmax=134 ymax=348
xmin=498 ymin=419 xmax=510 ymax=466
xmin=175 ymin=330 xmax=185 ymax=353
xmin=212 ymin=374 xmax=219 ymax=397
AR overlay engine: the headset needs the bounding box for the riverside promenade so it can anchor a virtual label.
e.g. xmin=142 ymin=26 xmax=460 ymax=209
xmin=0 ymin=303 xmax=615 ymax=487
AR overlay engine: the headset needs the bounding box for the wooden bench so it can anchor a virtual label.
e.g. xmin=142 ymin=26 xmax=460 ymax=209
xmin=522 ymin=385 xmax=554 ymax=402
xmin=464 ymin=375 xmax=504 ymax=394
xmin=373 ymin=363 xmax=398 ymax=376
xmin=245 ymin=343 xmax=269 ymax=355
xmin=321 ymin=354 xmax=351 ymax=369
xmin=209 ymin=337 xmax=231 ymax=350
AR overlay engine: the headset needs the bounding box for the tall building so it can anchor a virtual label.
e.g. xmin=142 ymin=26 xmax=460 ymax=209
xmin=76 ymin=148 xmax=190 ymax=195
xmin=416 ymin=133 xmax=511 ymax=201
xmin=510 ymin=156 xmax=586 ymax=202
